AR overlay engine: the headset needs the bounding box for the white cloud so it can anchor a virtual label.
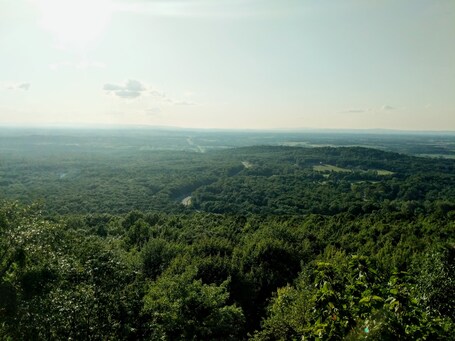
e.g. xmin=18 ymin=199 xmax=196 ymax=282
xmin=125 ymin=79 xmax=146 ymax=92
xmin=18 ymin=83 xmax=31 ymax=90
xmin=103 ymin=79 xmax=198 ymax=106
xmin=103 ymin=84 xmax=124 ymax=91
xmin=381 ymin=105 xmax=395 ymax=111
xmin=6 ymin=82 xmax=31 ymax=91
xmin=114 ymin=90 xmax=142 ymax=98
xmin=103 ymin=79 xmax=147 ymax=99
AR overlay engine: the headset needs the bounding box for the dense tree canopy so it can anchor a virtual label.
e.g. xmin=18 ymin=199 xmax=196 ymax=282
xmin=1 ymin=144 xmax=454 ymax=339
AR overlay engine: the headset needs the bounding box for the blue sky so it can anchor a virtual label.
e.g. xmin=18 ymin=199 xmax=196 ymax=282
xmin=1 ymin=0 xmax=454 ymax=130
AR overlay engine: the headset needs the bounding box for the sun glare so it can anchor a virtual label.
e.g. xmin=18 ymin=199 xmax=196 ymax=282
xmin=33 ymin=0 xmax=112 ymax=50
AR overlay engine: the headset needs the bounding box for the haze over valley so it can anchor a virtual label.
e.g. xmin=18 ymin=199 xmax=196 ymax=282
xmin=1 ymin=1 xmax=454 ymax=340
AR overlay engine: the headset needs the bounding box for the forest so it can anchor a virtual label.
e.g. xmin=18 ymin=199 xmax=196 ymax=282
xmin=1 ymin=129 xmax=454 ymax=340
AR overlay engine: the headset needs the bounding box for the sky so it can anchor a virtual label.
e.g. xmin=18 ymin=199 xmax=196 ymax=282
xmin=0 ymin=0 xmax=454 ymax=130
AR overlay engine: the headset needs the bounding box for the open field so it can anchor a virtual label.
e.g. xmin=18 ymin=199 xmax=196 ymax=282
xmin=375 ymin=169 xmax=395 ymax=175
xmin=313 ymin=164 xmax=351 ymax=172
xmin=313 ymin=164 xmax=394 ymax=176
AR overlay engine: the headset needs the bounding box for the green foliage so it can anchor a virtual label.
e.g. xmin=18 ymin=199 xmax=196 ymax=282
xmin=256 ymin=256 xmax=454 ymax=341
xmin=1 ymin=143 xmax=455 ymax=340
xmin=141 ymin=238 xmax=180 ymax=279
xmin=143 ymin=267 xmax=245 ymax=340
xmin=415 ymin=246 xmax=455 ymax=319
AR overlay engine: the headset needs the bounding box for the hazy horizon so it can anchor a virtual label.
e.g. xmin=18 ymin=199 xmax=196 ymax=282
xmin=3 ymin=123 xmax=455 ymax=136
xmin=1 ymin=0 xmax=454 ymax=130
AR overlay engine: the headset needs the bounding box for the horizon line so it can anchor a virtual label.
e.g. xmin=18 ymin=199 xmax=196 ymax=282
xmin=1 ymin=123 xmax=455 ymax=135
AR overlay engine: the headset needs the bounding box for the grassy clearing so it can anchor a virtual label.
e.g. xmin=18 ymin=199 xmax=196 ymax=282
xmin=374 ymin=169 xmax=395 ymax=176
xmin=314 ymin=164 xmax=394 ymax=176
xmin=279 ymin=141 xmax=310 ymax=147
xmin=242 ymin=161 xmax=253 ymax=169
xmin=418 ymin=154 xmax=455 ymax=159
xmin=313 ymin=164 xmax=351 ymax=173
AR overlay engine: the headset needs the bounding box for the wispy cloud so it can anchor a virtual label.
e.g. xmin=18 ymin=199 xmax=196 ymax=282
xmin=149 ymin=89 xmax=197 ymax=106
xmin=103 ymin=79 xmax=147 ymax=99
xmin=381 ymin=105 xmax=395 ymax=111
xmin=104 ymin=79 xmax=198 ymax=106
xmin=18 ymin=83 xmax=31 ymax=90
xmin=340 ymin=108 xmax=367 ymax=114
xmin=172 ymin=100 xmax=196 ymax=106
xmin=340 ymin=105 xmax=397 ymax=114
xmin=145 ymin=107 xmax=162 ymax=117
xmin=6 ymin=82 xmax=31 ymax=91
